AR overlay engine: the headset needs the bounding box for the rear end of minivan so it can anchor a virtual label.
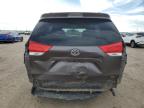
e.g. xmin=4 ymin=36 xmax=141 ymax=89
xmin=24 ymin=12 xmax=127 ymax=100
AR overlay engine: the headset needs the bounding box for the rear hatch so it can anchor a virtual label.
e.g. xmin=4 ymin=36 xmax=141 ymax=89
xmin=25 ymin=18 xmax=126 ymax=91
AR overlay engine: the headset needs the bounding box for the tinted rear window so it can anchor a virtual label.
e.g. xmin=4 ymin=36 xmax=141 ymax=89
xmin=30 ymin=18 xmax=122 ymax=46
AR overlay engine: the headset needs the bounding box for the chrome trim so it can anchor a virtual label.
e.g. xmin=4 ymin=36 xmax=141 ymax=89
xmin=107 ymin=53 xmax=122 ymax=56
xmin=29 ymin=52 xmax=44 ymax=56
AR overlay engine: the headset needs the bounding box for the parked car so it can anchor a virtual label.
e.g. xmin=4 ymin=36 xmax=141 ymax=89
xmin=19 ymin=31 xmax=31 ymax=35
xmin=0 ymin=32 xmax=23 ymax=42
xmin=24 ymin=12 xmax=127 ymax=100
xmin=0 ymin=33 xmax=15 ymax=42
xmin=122 ymin=32 xmax=144 ymax=48
xmin=18 ymin=32 xmax=25 ymax=35
xmin=24 ymin=31 xmax=31 ymax=35
xmin=9 ymin=32 xmax=23 ymax=42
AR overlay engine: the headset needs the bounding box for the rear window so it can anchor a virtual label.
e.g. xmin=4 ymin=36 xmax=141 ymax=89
xmin=30 ymin=18 xmax=122 ymax=46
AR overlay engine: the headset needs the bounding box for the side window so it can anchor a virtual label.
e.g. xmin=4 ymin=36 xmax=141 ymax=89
xmin=137 ymin=33 xmax=144 ymax=36
xmin=126 ymin=33 xmax=133 ymax=37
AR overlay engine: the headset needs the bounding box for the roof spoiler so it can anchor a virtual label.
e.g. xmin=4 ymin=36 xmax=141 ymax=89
xmin=40 ymin=12 xmax=110 ymax=20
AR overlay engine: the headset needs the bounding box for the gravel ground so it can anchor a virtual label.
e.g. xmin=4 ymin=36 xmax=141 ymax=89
xmin=0 ymin=37 xmax=144 ymax=108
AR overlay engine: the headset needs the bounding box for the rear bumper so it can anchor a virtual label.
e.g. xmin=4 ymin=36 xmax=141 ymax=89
xmin=31 ymin=86 xmax=102 ymax=100
xmin=31 ymin=77 xmax=118 ymax=100
xmin=32 ymin=75 xmax=118 ymax=90
xmin=29 ymin=76 xmax=118 ymax=100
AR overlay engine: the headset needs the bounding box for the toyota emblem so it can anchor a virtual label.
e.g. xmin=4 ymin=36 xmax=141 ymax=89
xmin=71 ymin=48 xmax=80 ymax=56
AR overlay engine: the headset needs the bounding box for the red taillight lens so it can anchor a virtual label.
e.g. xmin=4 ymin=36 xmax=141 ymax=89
xmin=99 ymin=42 xmax=123 ymax=54
xmin=28 ymin=41 xmax=52 ymax=52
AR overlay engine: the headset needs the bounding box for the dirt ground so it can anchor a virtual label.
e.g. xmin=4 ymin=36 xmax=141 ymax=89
xmin=0 ymin=37 xmax=144 ymax=108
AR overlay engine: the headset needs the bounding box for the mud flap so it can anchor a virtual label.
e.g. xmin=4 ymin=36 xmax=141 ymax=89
xmin=31 ymin=86 xmax=101 ymax=100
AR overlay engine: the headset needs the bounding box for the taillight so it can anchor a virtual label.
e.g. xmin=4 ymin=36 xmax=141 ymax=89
xmin=28 ymin=41 xmax=52 ymax=55
xmin=99 ymin=42 xmax=123 ymax=56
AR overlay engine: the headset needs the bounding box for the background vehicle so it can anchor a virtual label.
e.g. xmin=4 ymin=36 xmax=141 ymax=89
xmin=19 ymin=31 xmax=31 ymax=35
xmin=24 ymin=12 xmax=127 ymax=100
xmin=0 ymin=32 xmax=23 ymax=42
xmin=0 ymin=33 xmax=15 ymax=42
xmin=122 ymin=32 xmax=144 ymax=48
xmin=9 ymin=32 xmax=23 ymax=42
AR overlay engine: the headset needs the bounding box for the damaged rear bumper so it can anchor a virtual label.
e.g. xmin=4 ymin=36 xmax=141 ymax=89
xmin=31 ymin=78 xmax=117 ymax=100
xmin=31 ymin=87 xmax=102 ymax=100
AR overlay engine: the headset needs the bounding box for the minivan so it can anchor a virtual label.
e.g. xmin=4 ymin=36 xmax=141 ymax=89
xmin=24 ymin=12 xmax=127 ymax=100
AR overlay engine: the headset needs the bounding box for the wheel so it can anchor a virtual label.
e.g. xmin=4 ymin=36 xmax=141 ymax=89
xmin=130 ymin=41 xmax=136 ymax=48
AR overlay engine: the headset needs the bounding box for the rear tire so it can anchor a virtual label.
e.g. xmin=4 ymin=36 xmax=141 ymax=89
xmin=130 ymin=41 xmax=136 ymax=48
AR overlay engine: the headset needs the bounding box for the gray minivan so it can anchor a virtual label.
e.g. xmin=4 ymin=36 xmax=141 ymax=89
xmin=24 ymin=12 xmax=127 ymax=100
